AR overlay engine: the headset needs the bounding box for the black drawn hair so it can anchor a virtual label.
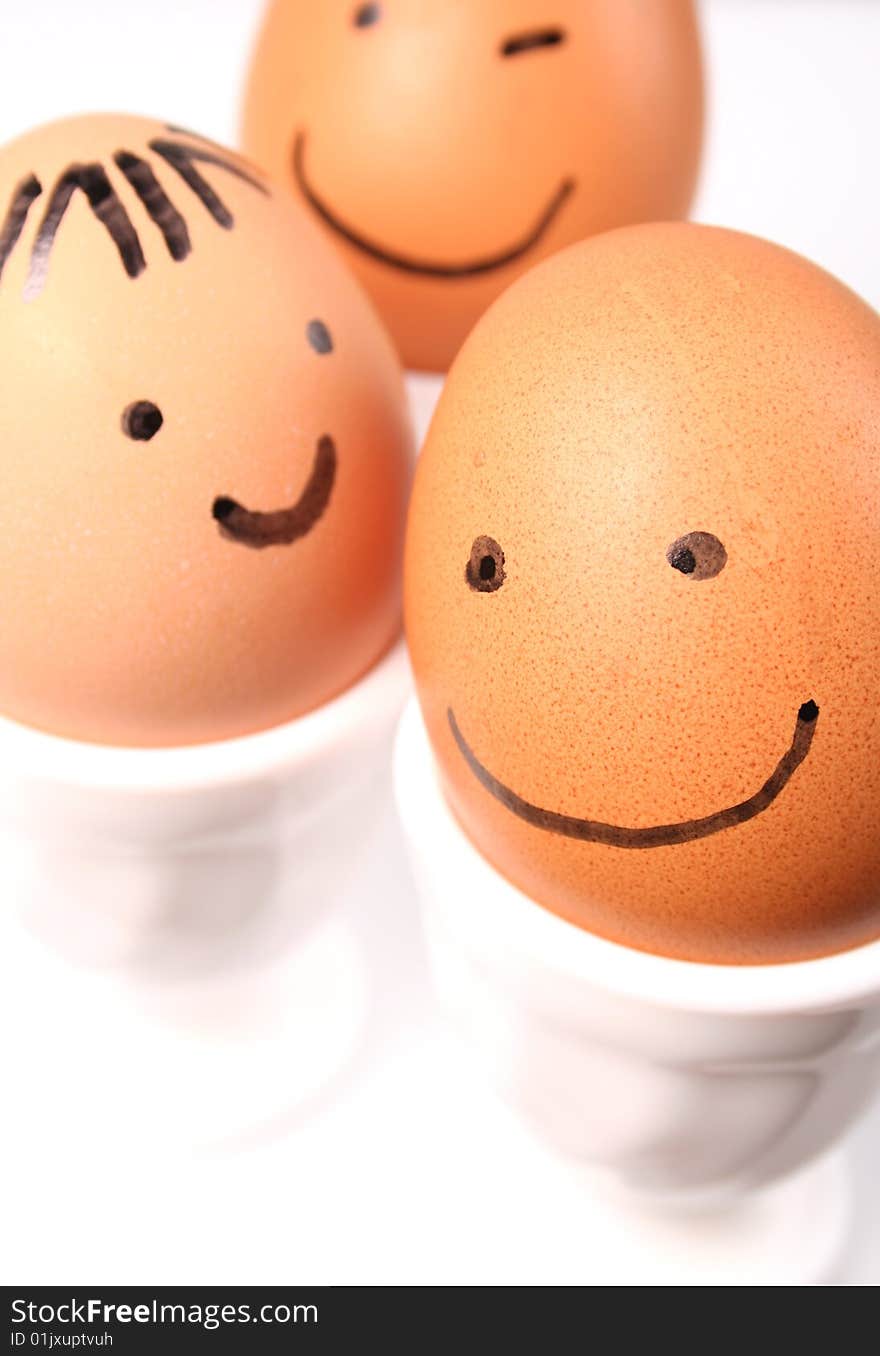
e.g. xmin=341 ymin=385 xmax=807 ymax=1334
xmin=0 ymin=130 xmax=270 ymax=301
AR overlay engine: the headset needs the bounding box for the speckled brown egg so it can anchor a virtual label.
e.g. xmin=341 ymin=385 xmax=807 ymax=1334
xmin=405 ymin=222 xmax=880 ymax=964
xmin=241 ymin=0 xmax=703 ymax=372
xmin=0 ymin=113 xmax=411 ymax=747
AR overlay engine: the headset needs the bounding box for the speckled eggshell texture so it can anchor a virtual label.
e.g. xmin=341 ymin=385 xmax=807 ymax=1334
xmin=241 ymin=0 xmax=703 ymax=372
xmin=0 ymin=113 xmax=412 ymax=748
xmin=405 ymin=222 xmax=880 ymax=964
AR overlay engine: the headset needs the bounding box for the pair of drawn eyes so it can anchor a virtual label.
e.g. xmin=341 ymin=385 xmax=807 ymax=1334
xmin=119 ymin=319 xmax=335 ymax=440
xmin=466 ymin=532 xmax=729 ymax=593
xmin=353 ymin=4 xmax=565 ymax=57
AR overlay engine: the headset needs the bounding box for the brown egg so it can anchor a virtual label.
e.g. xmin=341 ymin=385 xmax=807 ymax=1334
xmin=242 ymin=0 xmax=703 ymax=372
xmin=405 ymin=223 xmax=880 ymax=965
xmin=0 ymin=113 xmax=411 ymax=747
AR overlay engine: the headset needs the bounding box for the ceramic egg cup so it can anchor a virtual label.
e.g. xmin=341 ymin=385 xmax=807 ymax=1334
xmin=0 ymin=641 xmax=409 ymax=1152
xmin=394 ymin=698 xmax=880 ymax=1284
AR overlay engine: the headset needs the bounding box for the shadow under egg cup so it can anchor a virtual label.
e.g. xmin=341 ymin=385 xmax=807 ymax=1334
xmin=0 ymin=641 xmax=409 ymax=1153
xmin=394 ymin=698 xmax=880 ymax=1284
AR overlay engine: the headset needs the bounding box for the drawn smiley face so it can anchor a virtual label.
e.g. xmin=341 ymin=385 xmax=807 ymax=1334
xmin=121 ymin=342 xmax=337 ymax=554
xmin=405 ymin=223 xmax=880 ymax=965
xmin=242 ymin=0 xmax=703 ymax=371
xmin=0 ymin=113 xmax=411 ymax=747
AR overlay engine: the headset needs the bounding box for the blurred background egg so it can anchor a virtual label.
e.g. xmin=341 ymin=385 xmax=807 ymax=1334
xmin=405 ymin=222 xmax=880 ymax=964
xmin=0 ymin=112 xmax=412 ymax=747
xmin=241 ymin=0 xmax=703 ymax=372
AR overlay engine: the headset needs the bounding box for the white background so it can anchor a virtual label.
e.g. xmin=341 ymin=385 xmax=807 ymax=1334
xmin=1 ymin=1 xmax=879 ymax=1286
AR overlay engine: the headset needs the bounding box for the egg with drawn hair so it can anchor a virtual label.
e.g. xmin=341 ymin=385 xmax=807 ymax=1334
xmin=405 ymin=223 xmax=880 ymax=964
xmin=242 ymin=0 xmax=703 ymax=371
xmin=0 ymin=113 xmax=411 ymax=747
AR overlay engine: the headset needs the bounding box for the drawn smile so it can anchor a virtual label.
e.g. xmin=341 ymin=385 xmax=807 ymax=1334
xmin=212 ymin=434 xmax=336 ymax=548
xmin=292 ymin=131 xmax=575 ymax=278
xmin=448 ymin=700 xmax=820 ymax=848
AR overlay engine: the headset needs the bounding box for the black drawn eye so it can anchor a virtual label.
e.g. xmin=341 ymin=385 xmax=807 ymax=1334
xmin=353 ymin=3 xmax=381 ymax=27
xmin=306 ymin=318 xmax=333 ymax=354
xmin=501 ymin=29 xmax=566 ymax=58
xmin=122 ymin=400 xmax=163 ymax=441
xmin=466 ymin=536 xmax=506 ymax=593
xmin=666 ymin=531 xmax=727 ymax=581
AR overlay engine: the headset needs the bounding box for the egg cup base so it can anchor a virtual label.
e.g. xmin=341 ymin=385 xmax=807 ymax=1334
xmin=546 ymin=1144 xmax=849 ymax=1284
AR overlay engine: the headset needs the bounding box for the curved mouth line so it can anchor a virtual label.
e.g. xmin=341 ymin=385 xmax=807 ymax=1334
xmin=292 ymin=131 xmax=575 ymax=279
xmin=212 ymin=434 xmax=336 ymax=549
xmin=447 ymin=701 xmax=819 ymax=849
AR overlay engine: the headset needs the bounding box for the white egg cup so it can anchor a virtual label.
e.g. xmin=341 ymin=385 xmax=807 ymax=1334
xmin=0 ymin=641 xmax=409 ymax=1153
xmin=405 ymin=371 xmax=445 ymax=448
xmin=394 ymin=698 xmax=880 ymax=1284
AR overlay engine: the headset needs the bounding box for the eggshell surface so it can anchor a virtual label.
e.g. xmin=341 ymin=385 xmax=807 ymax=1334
xmin=405 ymin=223 xmax=880 ymax=964
xmin=0 ymin=113 xmax=411 ymax=747
xmin=242 ymin=0 xmax=703 ymax=372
